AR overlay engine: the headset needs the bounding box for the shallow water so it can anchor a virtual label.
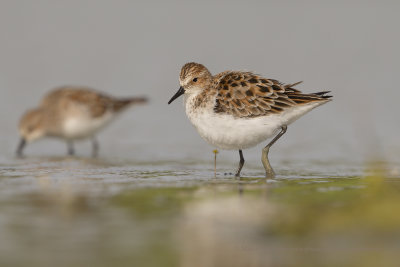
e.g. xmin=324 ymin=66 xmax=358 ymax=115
xmin=1 ymin=155 xmax=399 ymax=267
xmin=1 ymin=1 xmax=400 ymax=266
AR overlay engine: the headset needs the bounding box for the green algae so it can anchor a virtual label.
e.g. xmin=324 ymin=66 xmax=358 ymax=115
xmin=1 ymin=158 xmax=400 ymax=267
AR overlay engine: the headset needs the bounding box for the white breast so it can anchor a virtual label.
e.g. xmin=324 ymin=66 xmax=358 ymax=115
xmin=63 ymin=112 xmax=114 ymax=140
xmin=184 ymin=94 xmax=325 ymax=150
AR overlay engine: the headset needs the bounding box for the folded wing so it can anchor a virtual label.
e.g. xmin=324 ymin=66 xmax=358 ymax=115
xmin=213 ymin=72 xmax=331 ymax=118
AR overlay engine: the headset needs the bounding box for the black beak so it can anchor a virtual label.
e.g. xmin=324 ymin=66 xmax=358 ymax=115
xmin=168 ymin=87 xmax=185 ymax=104
xmin=16 ymin=138 xmax=26 ymax=157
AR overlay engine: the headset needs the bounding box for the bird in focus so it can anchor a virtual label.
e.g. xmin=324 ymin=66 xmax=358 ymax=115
xmin=168 ymin=62 xmax=332 ymax=178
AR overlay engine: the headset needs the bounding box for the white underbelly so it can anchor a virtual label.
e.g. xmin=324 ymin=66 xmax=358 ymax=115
xmin=190 ymin=114 xmax=281 ymax=150
xmin=63 ymin=112 xmax=114 ymax=139
xmin=187 ymin=102 xmax=323 ymax=150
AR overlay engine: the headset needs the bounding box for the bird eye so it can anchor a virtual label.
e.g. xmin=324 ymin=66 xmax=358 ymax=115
xmin=192 ymin=78 xmax=198 ymax=82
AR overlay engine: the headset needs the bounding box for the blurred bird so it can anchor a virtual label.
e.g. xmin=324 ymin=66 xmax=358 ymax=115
xmin=17 ymin=86 xmax=147 ymax=157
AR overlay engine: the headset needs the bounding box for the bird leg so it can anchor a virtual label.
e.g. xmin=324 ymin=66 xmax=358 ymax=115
xmin=262 ymin=125 xmax=287 ymax=178
xmin=91 ymin=137 xmax=99 ymax=158
xmin=235 ymin=150 xmax=245 ymax=177
xmin=67 ymin=141 xmax=75 ymax=156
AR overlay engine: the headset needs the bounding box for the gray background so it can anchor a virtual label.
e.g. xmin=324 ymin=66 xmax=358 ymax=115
xmin=0 ymin=0 xmax=398 ymax=165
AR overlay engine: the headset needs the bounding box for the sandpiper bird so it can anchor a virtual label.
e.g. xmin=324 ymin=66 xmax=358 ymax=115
xmin=17 ymin=86 xmax=147 ymax=157
xmin=168 ymin=62 xmax=332 ymax=178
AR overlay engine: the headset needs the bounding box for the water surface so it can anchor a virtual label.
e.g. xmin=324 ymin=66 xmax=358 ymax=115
xmin=1 ymin=155 xmax=399 ymax=267
xmin=1 ymin=1 xmax=400 ymax=266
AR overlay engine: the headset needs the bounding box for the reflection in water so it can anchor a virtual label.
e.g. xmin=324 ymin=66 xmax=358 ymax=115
xmin=178 ymin=173 xmax=400 ymax=267
xmin=0 ymin=0 xmax=399 ymax=265
xmin=0 ymin=156 xmax=399 ymax=266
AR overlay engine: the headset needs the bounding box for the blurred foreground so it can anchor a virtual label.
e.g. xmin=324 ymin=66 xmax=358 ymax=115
xmin=0 ymin=158 xmax=399 ymax=267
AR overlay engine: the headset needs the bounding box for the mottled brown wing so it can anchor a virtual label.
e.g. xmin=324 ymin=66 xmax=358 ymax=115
xmin=41 ymin=87 xmax=115 ymax=118
xmin=213 ymin=72 xmax=331 ymax=118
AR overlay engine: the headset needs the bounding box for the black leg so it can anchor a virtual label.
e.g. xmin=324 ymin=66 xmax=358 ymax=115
xmin=91 ymin=137 xmax=99 ymax=157
xmin=16 ymin=138 xmax=26 ymax=157
xmin=235 ymin=150 xmax=245 ymax=177
xmin=262 ymin=125 xmax=287 ymax=178
xmin=67 ymin=141 xmax=75 ymax=156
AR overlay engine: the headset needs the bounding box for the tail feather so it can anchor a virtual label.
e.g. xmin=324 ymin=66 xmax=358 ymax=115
xmin=113 ymin=97 xmax=148 ymax=112
xmin=312 ymin=91 xmax=332 ymax=99
xmin=287 ymin=90 xmax=332 ymax=105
